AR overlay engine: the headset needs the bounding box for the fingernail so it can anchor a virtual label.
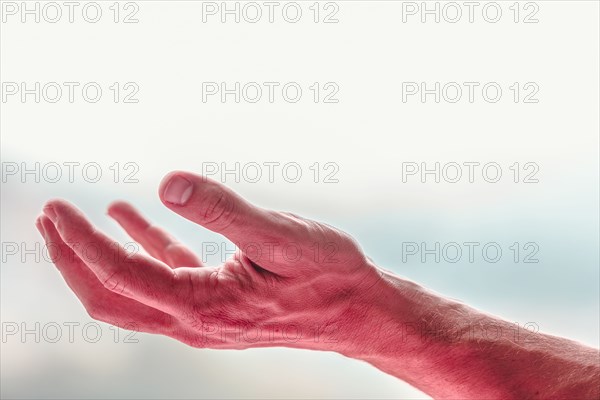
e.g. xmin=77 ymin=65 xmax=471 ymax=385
xmin=164 ymin=175 xmax=193 ymax=205
xmin=43 ymin=205 xmax=57 ymax=223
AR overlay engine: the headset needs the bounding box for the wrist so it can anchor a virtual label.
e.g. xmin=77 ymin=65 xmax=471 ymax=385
xmin=331 ymin=265 xmax=437 ymax=357
xmin=335 ymin=265 xmax=466 ymax=377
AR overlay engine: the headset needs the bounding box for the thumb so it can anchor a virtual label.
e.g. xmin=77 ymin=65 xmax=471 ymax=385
xmin=158 ymin=171 xmax=304 ymax=275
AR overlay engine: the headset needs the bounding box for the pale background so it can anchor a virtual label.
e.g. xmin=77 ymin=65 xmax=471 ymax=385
xmin=1 ymin=1 xmax=599 ymax=398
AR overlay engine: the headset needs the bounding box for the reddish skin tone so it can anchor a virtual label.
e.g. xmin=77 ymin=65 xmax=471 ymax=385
xmin=36 ymin=171 xmax=599 ymax=400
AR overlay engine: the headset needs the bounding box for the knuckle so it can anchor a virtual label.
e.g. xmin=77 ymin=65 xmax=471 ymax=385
xmin=101 ymin=270 xmax=128 ymax=294
xmin=61 ymin=227 xmax=99 ymax=255
xmin=146 ymin=225 xmax=172 ymax=243
xmin=203 ymin=189 xmax=236 ymax=229
xmin=146 ymin=225 xmax=162 ymax=237
xmin=165 ymin=243 xmax=194 ymax=261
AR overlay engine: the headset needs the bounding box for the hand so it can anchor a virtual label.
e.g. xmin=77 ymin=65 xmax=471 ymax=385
xmin=36 ymin=171 xmax=382 ymax=351
xmin=35 ymin=170 xmax=600 ymax=399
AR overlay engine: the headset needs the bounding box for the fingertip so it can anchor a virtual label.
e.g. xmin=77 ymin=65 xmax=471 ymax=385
xmin=35 ymin=215 xmax=45 ymax=236
xmin=38 ymin=214 xmax=56 ymax=236
xmin=107 ymin=201 xmax=152 ymax=234
xmin=38 ymin=215 xmax=63 ymax=263
xmin=107 ymin=200 xmax=133 ymax=217
xmin=43 ymin=198 xmax=74 ymax=223
xmin=44 ymin=198 xmax=70 ymax=208
xmin=42 ymin=204 xmax=57 ymax=223
xmin=42 ymin=199 xmax=96 ymax=240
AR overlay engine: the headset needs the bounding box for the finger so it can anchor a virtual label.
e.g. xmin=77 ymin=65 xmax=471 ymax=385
xmin=36 ymin=214 xmax=176 ymax=334
xmin=43 ymin=199 xmax=182 ymax=316
xmin=158 ymin=171 xmax=309 ymax=276
xmin=107 ymin=201 xmax=203 ymax=268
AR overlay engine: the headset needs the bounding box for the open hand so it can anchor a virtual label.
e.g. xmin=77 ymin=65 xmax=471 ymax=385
xmin=36 ymin=171 xmax=381 ymax=351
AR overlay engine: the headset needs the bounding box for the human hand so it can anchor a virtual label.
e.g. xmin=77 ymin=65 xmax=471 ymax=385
xmin=36 ymin=171 xmax=382 ymax=352
xmin=35 ymin=170 xmax=600 ymax=400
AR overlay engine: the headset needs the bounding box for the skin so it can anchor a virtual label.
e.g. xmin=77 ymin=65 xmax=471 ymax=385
xmin=36 ymin=170 xmax=600 ymax=399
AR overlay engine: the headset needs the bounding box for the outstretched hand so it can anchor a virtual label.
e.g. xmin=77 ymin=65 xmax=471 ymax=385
xmin=36 ymin=171 xmax=381 ymax=351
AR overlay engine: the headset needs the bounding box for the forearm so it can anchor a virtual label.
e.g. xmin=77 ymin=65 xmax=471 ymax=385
xmin=339 ymin=266 xmax=600 ymax=399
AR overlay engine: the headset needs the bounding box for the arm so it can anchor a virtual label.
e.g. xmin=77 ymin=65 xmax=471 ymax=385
xmin=343 ymin=268 xmax=600 ymax=400
xmin=36 ymin=170 xmax=599 ymax=399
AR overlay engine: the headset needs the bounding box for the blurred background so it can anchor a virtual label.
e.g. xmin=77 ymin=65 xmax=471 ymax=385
xmin=1 ymin=1 xmax=598 ymax=398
